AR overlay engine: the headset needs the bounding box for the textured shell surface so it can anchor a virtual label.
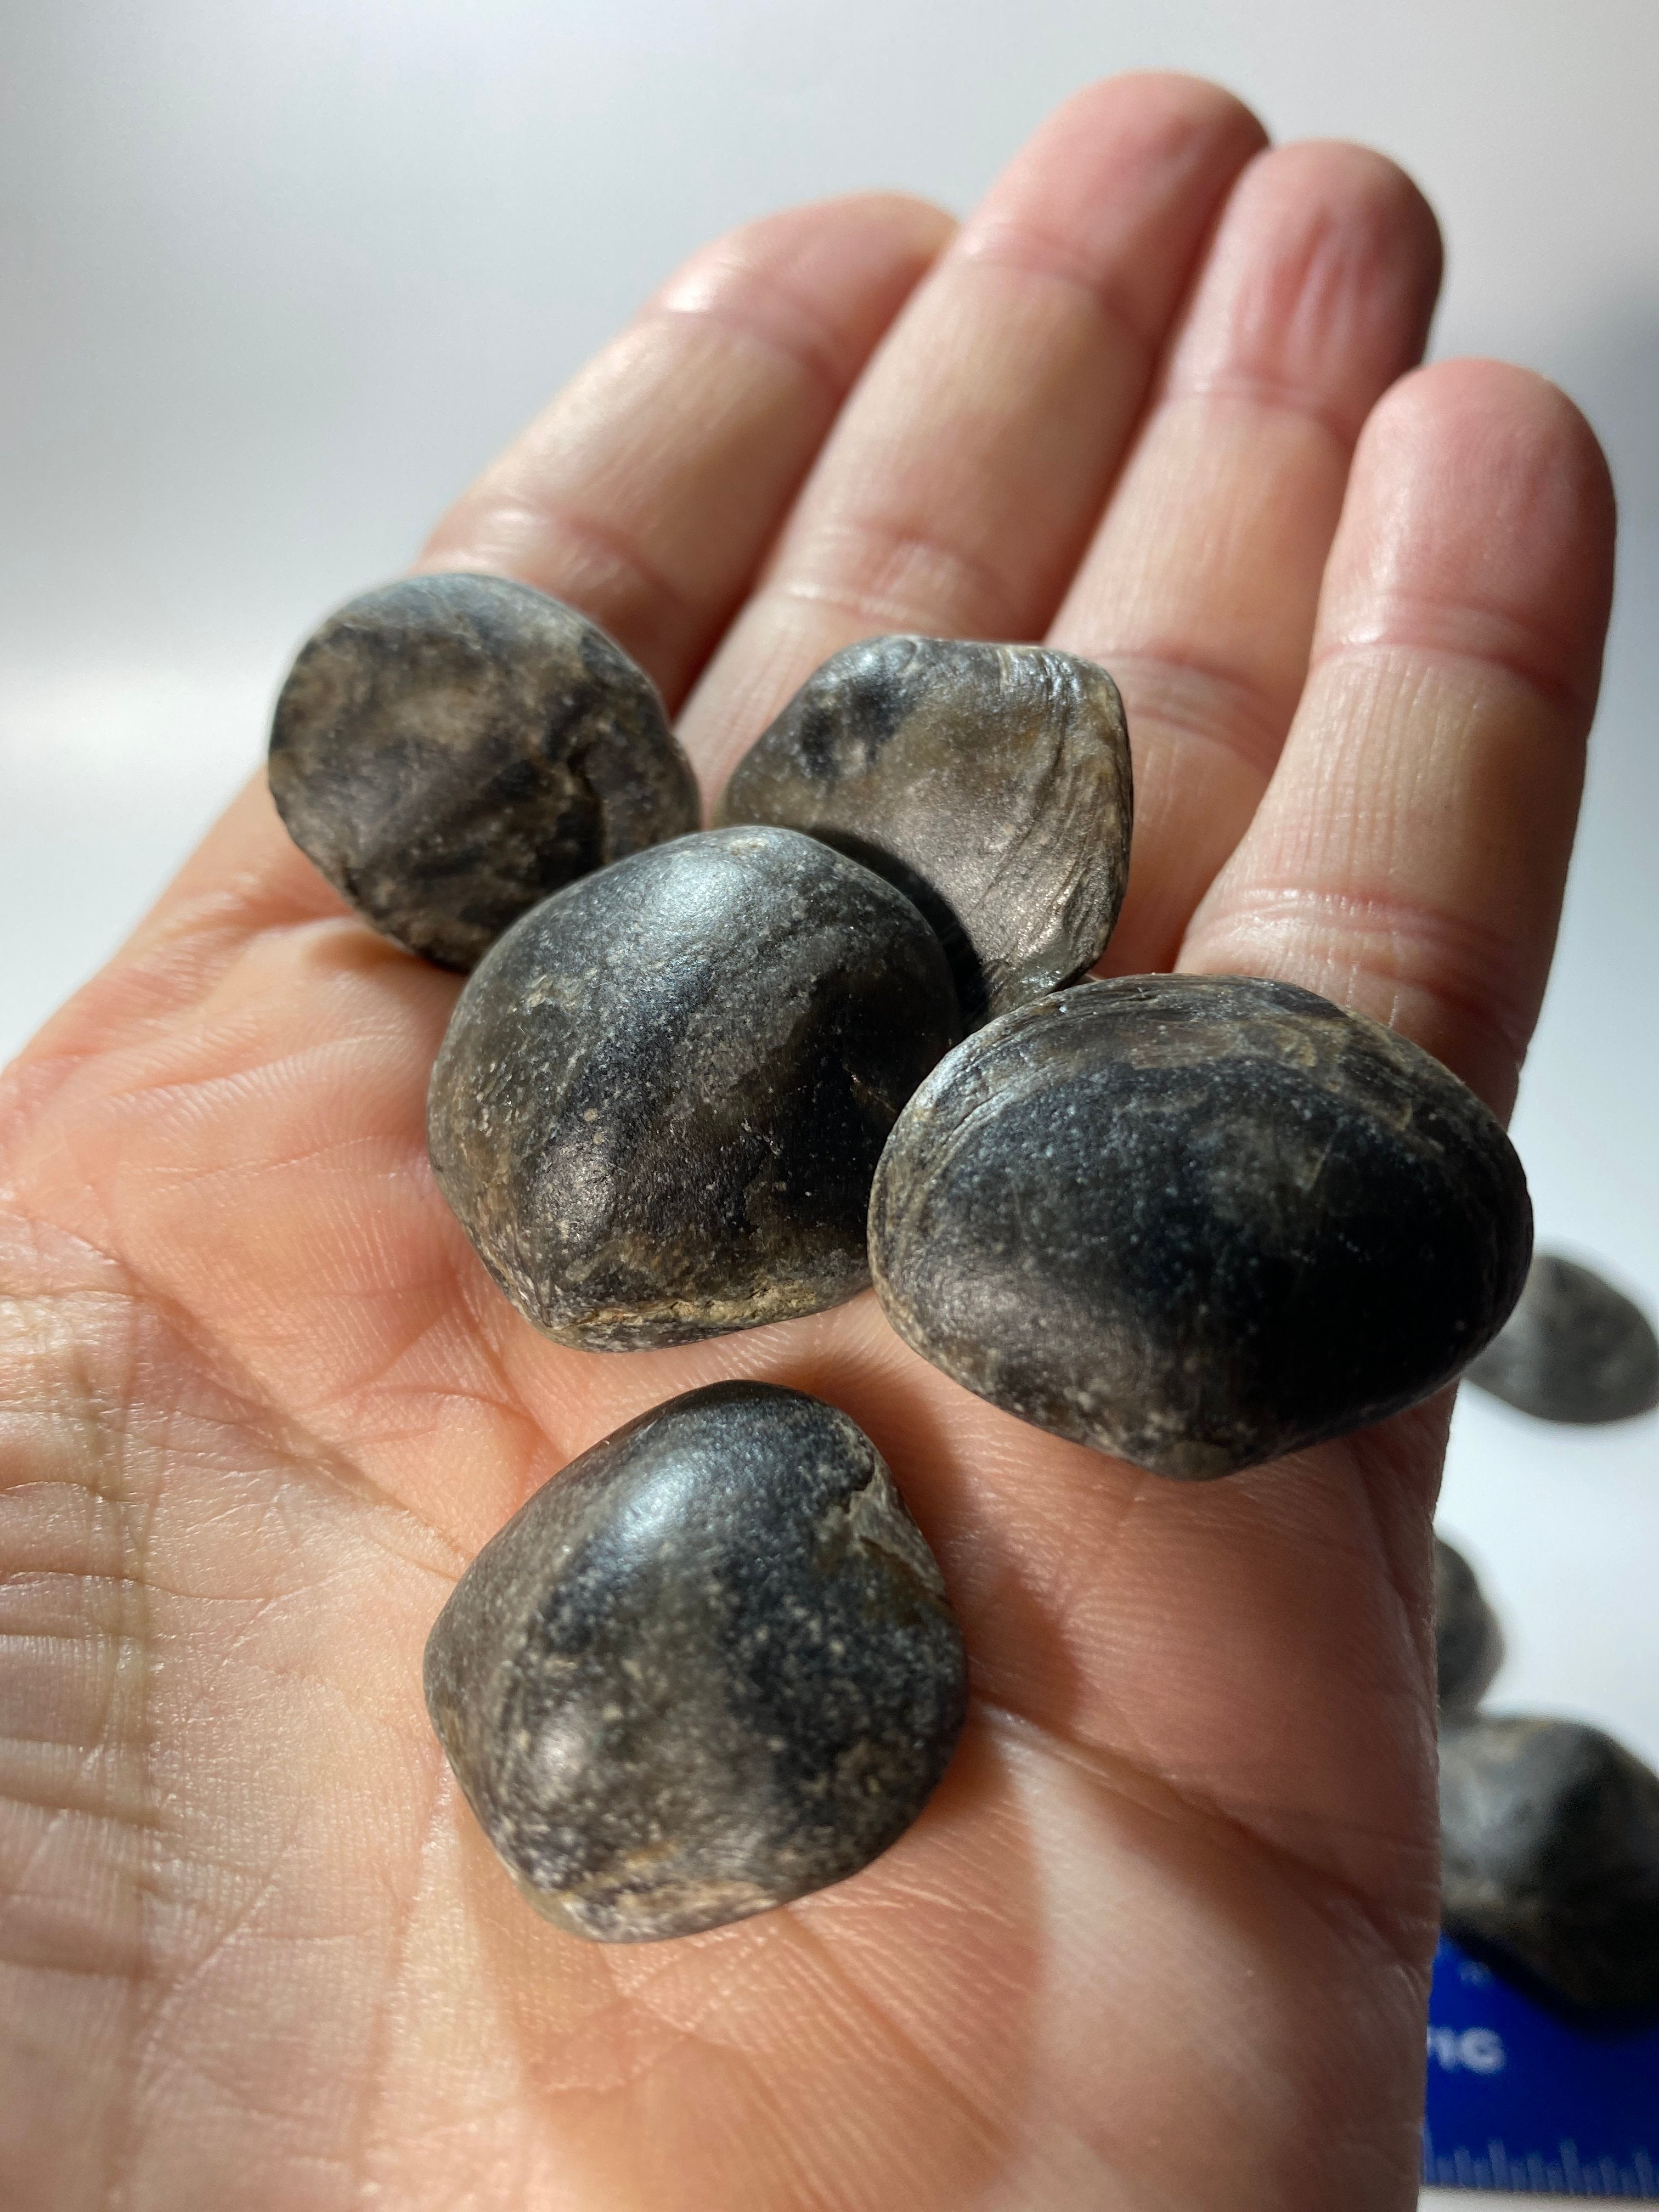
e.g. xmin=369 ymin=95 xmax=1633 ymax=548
xmin=423 ymin=1381 xmax=968 ymax=1942
xmin=1439 ymin=1712 xmax=1659 ymax=2013
xmin=268 ymin=571 xmax=698 ymax=969
xmin=870 ymin=974 xmax=1532 ymax=1477
xmin=429 ymin=825 xmax=961 ymax=1348
xmin=718 ymin=633 xmax=1132 ymax=1025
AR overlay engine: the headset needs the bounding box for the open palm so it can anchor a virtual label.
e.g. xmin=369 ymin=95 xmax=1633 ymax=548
xmin=0 ymin=74 xmax=1614 ymax=2212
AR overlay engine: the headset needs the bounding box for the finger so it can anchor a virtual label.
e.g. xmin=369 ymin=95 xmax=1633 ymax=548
xmin=421 ymin=191 xmax=955 ymax=710
xmin=1049 ymin=140 xmax=1442 ymax=974
xmin=52 ymin=192 xmax=953 ymax=1013
xmin=1180 ymin=358 xmax=1616 ymax=1116
xmin=679 ymin=73 xmax=1267 ymax=794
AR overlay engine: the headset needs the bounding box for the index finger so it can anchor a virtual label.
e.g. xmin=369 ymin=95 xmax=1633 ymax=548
xmin=36 ymin=189 xmax=953 ymax=1053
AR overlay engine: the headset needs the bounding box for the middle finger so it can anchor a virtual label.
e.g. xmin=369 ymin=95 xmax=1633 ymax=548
xmin=678 ymin=72 xmax=1266 ymax=794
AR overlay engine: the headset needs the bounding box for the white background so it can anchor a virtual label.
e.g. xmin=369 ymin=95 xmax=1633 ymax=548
xmin=3 ymin=5 xmax=1656 ymax=2203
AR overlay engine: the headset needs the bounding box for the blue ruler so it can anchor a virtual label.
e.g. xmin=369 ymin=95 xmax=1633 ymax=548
xmin=1423 ymin=1932 xmax=1659 ymax=2194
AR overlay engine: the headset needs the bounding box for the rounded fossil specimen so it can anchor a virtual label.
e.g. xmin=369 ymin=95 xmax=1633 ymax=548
xmin=268 ymin=572 xmax=698 ymax=969
xmin=868 ymin=974 xmax=1533 ymax=1478
xmin=1465 ymin=1252 xmax=1659 ymax=1424
xmin=1439 ymin=1713 xmax=1659 ymax=2013
xmin=1434 ymin=1535 xmax=1503 ymax=1718
xmin=716 ymin=634 xmax=1133 ymax=1026
xmin=423 ymin=1381 xmax=968 ymax=1942
xmin=428 ymin=825 xmax=960 ymax=1349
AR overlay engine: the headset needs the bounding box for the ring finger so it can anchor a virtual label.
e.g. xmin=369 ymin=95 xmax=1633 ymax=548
xmin=1052 ymin=138 xmax=1442 ymax=974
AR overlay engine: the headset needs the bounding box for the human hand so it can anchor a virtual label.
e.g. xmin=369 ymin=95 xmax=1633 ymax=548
xmin=0 ymin=72 xmax=1613 ymax=2211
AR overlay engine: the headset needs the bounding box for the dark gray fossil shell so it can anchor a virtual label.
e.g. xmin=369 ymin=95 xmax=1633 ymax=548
xmin=424 ymin=1382 xmax=968 ymax=1942
xmin=268 ymin=572 xmax=698 ymax=969
xmin=1465 ymin=1252 xmax=1659 ymax=1424
xmin=1440 ymin=1713 xmax=1659 ymax=2013
xmin=868 ymin=974 xmax=1532 ymax=1477
xmin=428 ymin=825 xmax=960 ymax=1349
xmin=1434 ymin=1536 xmax=1504 ymax=1718
xmin=716 ymin=634 xmax=1132 ymax=1025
